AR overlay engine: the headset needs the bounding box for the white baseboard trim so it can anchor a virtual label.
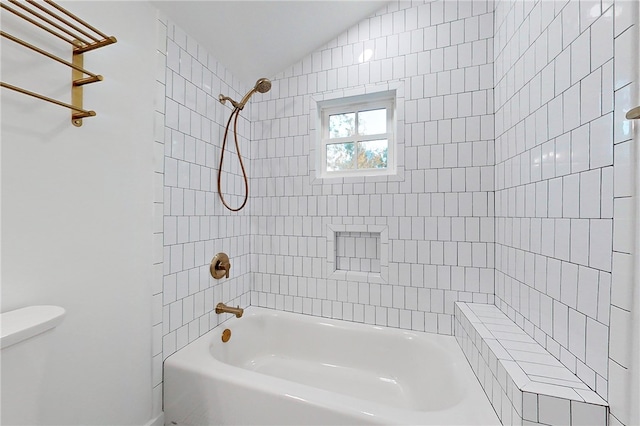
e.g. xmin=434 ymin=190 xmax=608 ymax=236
xmin=144 ymin=412 xmax=164 ymax=426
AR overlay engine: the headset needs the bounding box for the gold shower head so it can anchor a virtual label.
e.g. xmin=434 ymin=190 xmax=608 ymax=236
xmin=254 ymin=78 xmax=272 ymax=93
xmin=237 ymin=78 xmax=271 ymax=109
xmin=219 ymin=78 xmax=272 ymax=110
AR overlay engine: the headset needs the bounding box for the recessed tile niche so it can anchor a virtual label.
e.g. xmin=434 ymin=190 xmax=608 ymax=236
xmin=336 ymin=232 xmax=381 ymax=273
xmin=327 ymin=224 xmax=388 ymax=283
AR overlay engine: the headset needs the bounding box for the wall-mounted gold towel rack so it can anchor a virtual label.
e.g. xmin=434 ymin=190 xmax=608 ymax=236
xmin=0 ymin=0 xmax=116 ymax=127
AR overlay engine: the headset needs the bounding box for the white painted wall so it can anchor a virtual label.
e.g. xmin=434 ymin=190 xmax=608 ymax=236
xmin=1 ymin=1 xmax=156 ymax=424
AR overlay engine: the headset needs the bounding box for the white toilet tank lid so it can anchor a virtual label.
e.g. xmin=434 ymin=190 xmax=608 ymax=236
xmin=0 ymin=305 xmax=66 ymax=349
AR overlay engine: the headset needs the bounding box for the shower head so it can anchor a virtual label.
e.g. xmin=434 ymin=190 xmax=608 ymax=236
xmin=235 ymin=77 xmax=271 ymax=109
xmin=219 ymin=78 xmax=272 ymax=110
xmin=254 ymin=78 xmax=272 ymax=93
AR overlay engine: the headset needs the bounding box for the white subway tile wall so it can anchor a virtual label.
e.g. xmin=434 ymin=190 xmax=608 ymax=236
xmin=493 ymin=0 xmax=636 ymax=421
xmin=153 ymin=14 xmax=254 ymax=414
xmin=608 ymin=2 xmax=638 ymax=424
xmin=250 ymin=0 xmax=496 ymax=335
xmin=151 ymin=16 xmax=168 ymax=419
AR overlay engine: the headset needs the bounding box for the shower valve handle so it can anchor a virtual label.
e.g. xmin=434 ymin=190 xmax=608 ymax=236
xmin=210 ymin=253 xmax=231 ymax=279
xmin=217 ymin=261 xmax=230 ymax=278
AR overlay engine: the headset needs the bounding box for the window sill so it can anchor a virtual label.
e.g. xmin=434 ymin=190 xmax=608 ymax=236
xmin=310 ymin=166 xmax=405 ymax=186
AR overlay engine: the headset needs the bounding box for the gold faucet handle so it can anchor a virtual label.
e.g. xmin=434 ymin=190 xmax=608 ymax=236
xmin=218 ymin=261 xmax=230 ymax=278
xmin=210 ymin=253 xmax=231 ymax=279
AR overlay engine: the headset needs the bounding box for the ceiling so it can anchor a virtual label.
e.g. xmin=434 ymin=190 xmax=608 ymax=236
xmin=152 ymin=1 xmax=390 ymax=87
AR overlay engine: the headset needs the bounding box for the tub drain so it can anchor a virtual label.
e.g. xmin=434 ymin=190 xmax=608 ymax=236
xmin=221 ymin=328 xmax=231 ymax=342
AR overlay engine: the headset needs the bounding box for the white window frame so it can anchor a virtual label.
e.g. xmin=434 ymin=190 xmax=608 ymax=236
xmin=318 ymin=91 xmax=396 ymax=179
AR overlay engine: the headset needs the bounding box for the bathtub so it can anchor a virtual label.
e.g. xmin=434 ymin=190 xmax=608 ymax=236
xmin=163 ymin=307 xmax=500 ymax=425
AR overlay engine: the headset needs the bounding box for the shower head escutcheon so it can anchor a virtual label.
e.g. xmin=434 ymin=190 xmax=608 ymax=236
xmin=218 ymin=77 xmax=272 ymax=110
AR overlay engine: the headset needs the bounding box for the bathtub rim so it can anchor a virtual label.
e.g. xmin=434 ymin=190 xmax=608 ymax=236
xmin=164 ymin=306 xmax=501 ymax=426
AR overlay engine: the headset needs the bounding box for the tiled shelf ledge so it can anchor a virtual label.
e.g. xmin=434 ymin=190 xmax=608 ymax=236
xmin=454 ymin=302 xmax=607 ymax=426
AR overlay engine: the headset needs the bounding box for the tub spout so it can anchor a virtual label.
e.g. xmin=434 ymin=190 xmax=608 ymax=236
xmin=215 ymin=302 xmax=243 ymax=318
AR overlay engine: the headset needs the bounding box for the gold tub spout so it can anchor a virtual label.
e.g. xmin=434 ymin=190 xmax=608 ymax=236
xmin=215 ymin=302 xmax=243 ymax=318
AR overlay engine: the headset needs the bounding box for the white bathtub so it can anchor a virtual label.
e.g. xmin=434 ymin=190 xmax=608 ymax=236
xmin=163 ymin=307 xmax=500 ymax=425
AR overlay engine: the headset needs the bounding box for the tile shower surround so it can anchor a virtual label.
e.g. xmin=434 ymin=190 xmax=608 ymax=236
xmin=251 ymin=0 xmax=497 ymax=335
xmin=492 ymin=0 xmax=636 ymax=411
xmin=153 ymin=0 xmax=637 ymax=424
xmin=152 ymin=14 xmax=254 ymax=415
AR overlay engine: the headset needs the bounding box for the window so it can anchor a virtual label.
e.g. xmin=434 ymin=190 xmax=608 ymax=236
xmin=318 ymin=91 xmax=395 ymax=178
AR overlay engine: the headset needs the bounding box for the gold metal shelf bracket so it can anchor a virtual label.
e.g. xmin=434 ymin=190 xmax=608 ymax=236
xmin=0 ymin=0 xmax=116 ymax=127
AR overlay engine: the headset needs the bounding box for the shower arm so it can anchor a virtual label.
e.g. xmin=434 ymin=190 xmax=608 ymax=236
xmin=219 ymin=88 xmax=259 ymax=111
xmin=218 ymin=94 xmax=243 ymax=110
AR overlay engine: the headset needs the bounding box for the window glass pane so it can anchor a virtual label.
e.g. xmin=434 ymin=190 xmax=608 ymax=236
xmin=358 ymin=108 xmax=386 ymax=135
xmin=357 ymin=140 xmax=388 ymax=169
xmin=326 ymin=142 xmax=355 ymax=171
xmin=329 ymin=113 xmax=355 ymax=138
